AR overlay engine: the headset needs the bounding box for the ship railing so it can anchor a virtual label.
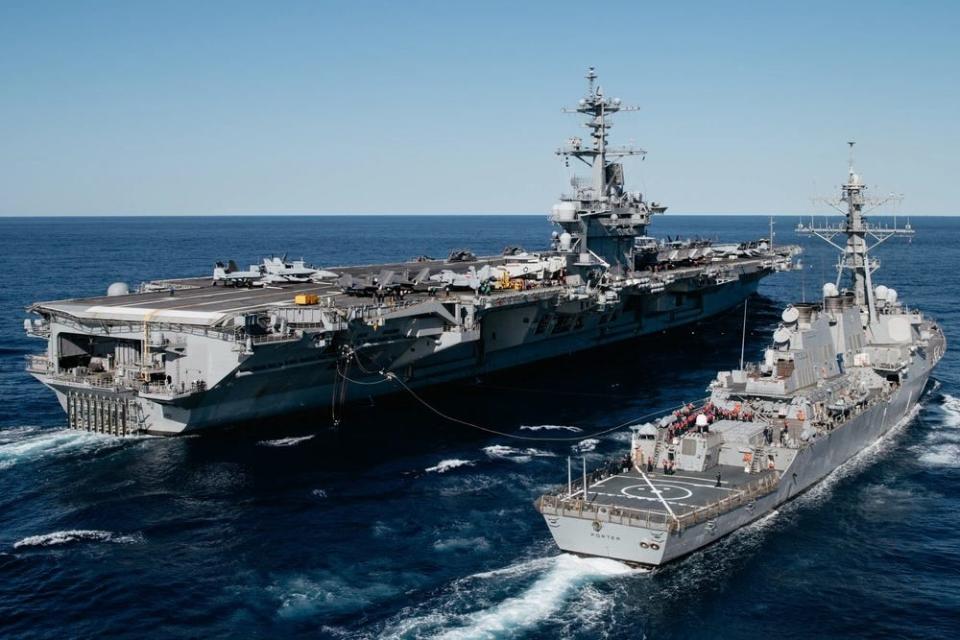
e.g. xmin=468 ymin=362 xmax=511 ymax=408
xmin=674 ymin=472 xmax=780 ymax=529
xmin=536 ymin=494 xmax=676 ymax=532
xmin=38 ymin=370 xmax=122 ymax=390
xmin=249 ymin=332 xmax=302 ymax=345
xmin=25 ymin=354 xmax=54 ymax=374
xmin=483 ymin=286 xmax=566 ymax=307
xmin=537 ymin=471 xmax=781 ymax=534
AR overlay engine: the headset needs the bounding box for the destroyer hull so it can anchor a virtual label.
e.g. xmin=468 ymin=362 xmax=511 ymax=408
xmin=541 ymin=360 xmax=931 ymax=567
xmin=37 ymin=275 xmax=762 ymax=435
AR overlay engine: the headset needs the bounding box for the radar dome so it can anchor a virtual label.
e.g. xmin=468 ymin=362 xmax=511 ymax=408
xmin=773 ymin=327 xmax=791 ymax=345
xmin=781 ymin=306 xmax=800 ymax=324
xmin=107 ymin=282 xmax=130 ymax=297
xmin=558 ymin=232 xmax=573 ymax=251
xmin=822 ymin=283 xmax=839 ymax=298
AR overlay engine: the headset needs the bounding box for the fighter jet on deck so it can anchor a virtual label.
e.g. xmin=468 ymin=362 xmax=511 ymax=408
xmin=213 ymin=261 xmax=264 ymax=287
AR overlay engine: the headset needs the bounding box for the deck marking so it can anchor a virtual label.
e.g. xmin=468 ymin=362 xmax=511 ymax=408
xmin=621 ymin=483 xmax=693 ymax=502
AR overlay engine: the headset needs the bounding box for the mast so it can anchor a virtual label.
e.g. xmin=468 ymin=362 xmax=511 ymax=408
xmin=797 ymin=142 xmax=912 ymax=324
xmin=552 ymin=68 xmax=661 ymax=270
xmin=558 ymin=67 xmax=645 ymax=199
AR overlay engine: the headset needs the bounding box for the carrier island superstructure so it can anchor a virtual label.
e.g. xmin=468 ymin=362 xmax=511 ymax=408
xmin=536 ymin=147 xmax=944 ymax=566
xmin=24 ymin=69 xmax=797 ymax=435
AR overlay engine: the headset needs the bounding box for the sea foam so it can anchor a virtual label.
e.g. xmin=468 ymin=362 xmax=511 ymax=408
xmin=426 ymin=459 xmax=475 ymax=474
xmin=379 ymin=554 xmax=640 ymax=639
xmin=256 ymin=435 xmax=315 ymax=448
xmin=519 ymin=425 xmax=583 ymax=433
xmin=0 ymin=427 xmax=120 ymax=471
xmin=13 ymin=529 xmax=143 ymax=549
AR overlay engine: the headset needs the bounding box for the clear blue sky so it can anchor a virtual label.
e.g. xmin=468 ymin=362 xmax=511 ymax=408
xmin=1 ymin=0 xmax=957 ymax=216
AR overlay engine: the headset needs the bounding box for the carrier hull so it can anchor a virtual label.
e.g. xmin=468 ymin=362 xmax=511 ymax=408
xmin=33 ymin=274 xmax=766 ymax=435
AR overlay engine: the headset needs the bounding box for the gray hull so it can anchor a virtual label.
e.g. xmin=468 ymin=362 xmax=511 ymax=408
xmin=542 ymin=359 xmax=931 ymax=566
xmin=47 ymin=275 xmax=762 ymax=434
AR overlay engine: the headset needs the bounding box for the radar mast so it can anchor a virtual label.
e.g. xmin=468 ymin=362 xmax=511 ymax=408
xmin=797 ymin=142 xmax=912 ymax=324
xmin=552 ymin=68 xmax=665 ymax=271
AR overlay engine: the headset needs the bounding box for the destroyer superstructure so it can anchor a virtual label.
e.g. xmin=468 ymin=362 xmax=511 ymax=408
xmin=25 ymin=69 xmax=796 ymax=435
xmin=536 ymin=145 xmax=944 ymax=566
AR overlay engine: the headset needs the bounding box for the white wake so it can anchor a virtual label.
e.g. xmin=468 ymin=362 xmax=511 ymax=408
xmin=0 ymin=426 xmax=121 ymax=471
xmin=379 ymin=554 xmax=641 ymax=639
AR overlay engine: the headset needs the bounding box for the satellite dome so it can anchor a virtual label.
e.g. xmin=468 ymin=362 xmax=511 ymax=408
xmin=875 ymin=285 xmax=889 ymax=301
xmin=610 ymin=213 xmax=618 ymax=221
xmin=887 ymin=288 xmax=898 ymax=304
xmin=107 ymin=282 xmax=130 ymax=297
xmin=822 ymin=282 xmax=839 ymax=298
xmin=781 ymin=306 xmax=800 ymax=324
xmin=773 ymin=327 xmax=791 ymax=345
xmin=695 ymin=414 xmax=708 ymax=427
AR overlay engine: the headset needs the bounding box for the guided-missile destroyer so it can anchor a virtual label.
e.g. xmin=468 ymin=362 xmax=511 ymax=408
xmin=536 ymin=146 xmax=944 ymax=566
xmin=24 ymin=69 xmax=796 ymax=435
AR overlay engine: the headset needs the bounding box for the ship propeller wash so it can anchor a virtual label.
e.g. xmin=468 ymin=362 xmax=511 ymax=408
xmin=24 ymin=69 xmax=797 ymax=435
xmin=536 ymin=145 xmax=944 ymax=566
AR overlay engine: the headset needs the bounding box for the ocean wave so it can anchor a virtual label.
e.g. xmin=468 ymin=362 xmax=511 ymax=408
xmin=913 ymin=395 xmax=960 ymax=467
xmin=378 ymin=554 xmax=640 ymax=639
xmin=438 ymin=475 xmax=502 ymax=497
xmin=917 ymin=443 xmax=960 ymax=467
xmin=482 ymin=445 xmax=556 ymax=463
xmin=13 ymin=529 xmax=144 ymax=549
xmin=272 ymin=572 xmax=401 ymax=619
xmin=519 ymin=425 xmax=582 ymax=433
xmin=256 ymin=435 xmax=314 ymax=448
xmin=426 ymin=459 xmax=476 ymax=474
xmin=571 ymin=438 xmax=600 ymax=453
xmin=0 ymin=427 xmax=121 ymax=471
xmin=938 ymin=394 xmax=960 ymax=429
xmin=433 ymin=536 xmax=490 ymax=553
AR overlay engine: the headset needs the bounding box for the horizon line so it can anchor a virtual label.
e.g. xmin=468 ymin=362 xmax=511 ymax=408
xmin=1 ymin=212 xmax=956 ymax=219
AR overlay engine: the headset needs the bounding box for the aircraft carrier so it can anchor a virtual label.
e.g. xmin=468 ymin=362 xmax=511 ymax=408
xmin=536 ymin=146 xmax=944 ymax=566
xmin=24 ymin=69 xmax=798 ymax=435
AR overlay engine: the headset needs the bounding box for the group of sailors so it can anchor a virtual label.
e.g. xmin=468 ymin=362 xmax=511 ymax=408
xmin=663 ymin=401 xmax=756 ymax=440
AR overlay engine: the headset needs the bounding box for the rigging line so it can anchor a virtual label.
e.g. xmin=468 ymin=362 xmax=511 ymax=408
xmin=452 ymin=380 xmax=641 ymax=400
xmin=344 ymin=347 xmax=708 ymax=441
xmin=377 ymin=366 xmax=706 ymax=443
xmin=335 ymin=359 xmax=391 ymax=386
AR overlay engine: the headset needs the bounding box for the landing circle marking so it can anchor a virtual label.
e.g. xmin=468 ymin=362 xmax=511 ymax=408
xmin=620 ymin=483 xmax=693 ymax=502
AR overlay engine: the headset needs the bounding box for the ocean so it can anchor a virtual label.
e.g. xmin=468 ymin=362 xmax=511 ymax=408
xmin=0 ymin=215 xmax=957 ymax=639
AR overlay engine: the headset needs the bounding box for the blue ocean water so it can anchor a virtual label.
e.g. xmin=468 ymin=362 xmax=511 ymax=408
xmin=0 ymin=215 xmax=957 ymax=639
